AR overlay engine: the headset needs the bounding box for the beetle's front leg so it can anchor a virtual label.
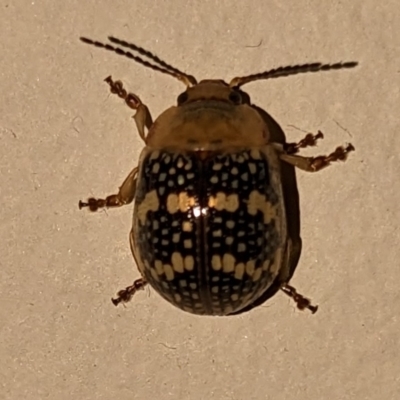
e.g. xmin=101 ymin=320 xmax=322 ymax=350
xmin=280 ymin=143 xmax=355 ymax=172
xmin=79 ymin=167 xmax=138 ymax=212
xmin=104 ymin=76 xmax=153 ymax=141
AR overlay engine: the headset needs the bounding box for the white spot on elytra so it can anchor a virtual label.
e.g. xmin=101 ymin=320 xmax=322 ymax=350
xmin=184 ymin=239 xmax=193 ymax=249
xmin=252 ymin=268 xmax=262 ymax=282
xmin=182 ymin=221 xmax=192 ymax=232
xmin=163 ymin=264 xmax=174 ymax=280
xmin=137 ymin=190 xmax=159 ymax=224
xmin=213 ymin=163 xmax=223 ymax=171
xmin=245 ymin=260 xmax=255 ymax=276
xmin=184 ymin=256 xmax=194 ymax=271
xmin=247 ymin=191 xmax=277 ymax=223
xmin=226 ymin=220 xmax=235 ymax=229
xmin=179 ymin=280 xmax=188 ymax=287
xmin=225 ymin=237 xmax=234 ymax=245
xmin=167 ymin=192 xmax=196 ymax=214
xmin=174 ymin=293 xmax=182 ymax=302
xmin=152 ymin=163 xmax=160 ymax=173
xmin=208 ymin=192 xmax=239 ymax=212
xmin=155 ymin=260 xmax=163 ymax=275
xmin=248 ymin=163 xmax=257 ymax=174
xmin=184 ymin=160 xmax=192 ymax=170
xmin=234 ymin=263 xmax=244 ymax=279
xmin=171 ymin=252 xmax=184 ymax=273
xmin=211 ymin=255 xmax=222 ymax=271
xmin=238 ymin=243 xmax=246 ymax=252
xmin=250 ymin=149 xmax=261 ymax=160
xmin=222 ymin=254 xmax=235 ymax=273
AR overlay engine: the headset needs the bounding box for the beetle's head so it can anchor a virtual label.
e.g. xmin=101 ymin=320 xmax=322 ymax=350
xmin=175 ymin=80 xmax=251 ymax=107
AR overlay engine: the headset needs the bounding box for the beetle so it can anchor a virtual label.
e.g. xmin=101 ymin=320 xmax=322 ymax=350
xmin=79 ymin=36 xmax=357 ymax=316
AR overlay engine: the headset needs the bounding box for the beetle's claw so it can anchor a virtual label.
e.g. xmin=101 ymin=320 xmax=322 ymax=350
xmin=78 ymin=198 xmax=106 ymax=212
xmin=111 ymin=296 xmax=123 ymax=306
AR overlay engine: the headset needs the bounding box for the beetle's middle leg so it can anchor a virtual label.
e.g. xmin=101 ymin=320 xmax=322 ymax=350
xmin=285 ymin=131 xmax=324 ymax=154
xmin=79 ymin=166 xmax=138 ymax=212
xmin=104 ymin=76 xmax=153 ymax=141
xmin=280 ymin=143 xmax=355 ymax=172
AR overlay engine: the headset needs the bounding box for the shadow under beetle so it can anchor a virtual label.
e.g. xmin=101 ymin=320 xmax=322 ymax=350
xmin=79 ymin=36 xmax=357 ymax=316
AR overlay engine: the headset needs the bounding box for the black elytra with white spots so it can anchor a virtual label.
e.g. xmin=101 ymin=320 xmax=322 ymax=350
xmin=133 ymin=147 xmax=286 ymax=315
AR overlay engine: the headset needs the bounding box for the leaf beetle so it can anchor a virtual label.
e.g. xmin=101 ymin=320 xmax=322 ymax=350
xmin=79 ymin=36 xmax=357 ymax=316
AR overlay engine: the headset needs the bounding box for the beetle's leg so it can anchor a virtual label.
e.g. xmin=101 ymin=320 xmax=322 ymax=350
xmin=111 ymin=232 xmax=148 ymax=306
xmin=111 ymin=278 xmax=148 ymax=306
xmin=104 ymin=76 xmax=153 ymax=142
xmin=280 ymin=283 xmax=318 ymax=314
xmin=280 ymin=143 xmax=354 ymax=172
xmin=79 ymin=166 xmax=138 ymax=212
xmin=285 ymin=131 xmax=324 ymax=154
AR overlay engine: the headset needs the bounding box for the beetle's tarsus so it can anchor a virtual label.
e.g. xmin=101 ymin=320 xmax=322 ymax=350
xmin=285 ymin=130 xmax=324 ymax=154
xmin=104 ymin=75 xmax=142 ymax=110
xmin=280 ymin=283 xmax=318 ymax=314
xmin=78 ymin=198 xmax=107 ymax=211
xmin=309 ymin=143 xmax=355 ymax=171
xmin=280 ymin=142 xmax=355 ymax=172
xmin=112 ymin=278 xmax=147 ymax=306
xmin=78 ymin=194 xmax=127 ymax=211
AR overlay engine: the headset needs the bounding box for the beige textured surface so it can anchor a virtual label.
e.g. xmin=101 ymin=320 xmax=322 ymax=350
xmin=1 ymin=1 xmax=399 ymax=399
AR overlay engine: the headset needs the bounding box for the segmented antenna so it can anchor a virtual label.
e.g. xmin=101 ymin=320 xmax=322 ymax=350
xmin=80 ymin=37 xmax=197 ymax=87
xmin=229 ymin=61 xmax=358 ymax=88
xmin=80 ymin=36 xmax=358 ymax=89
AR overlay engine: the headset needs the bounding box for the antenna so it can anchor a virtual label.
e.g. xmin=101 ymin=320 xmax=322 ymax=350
xmin=80 ymin=36 xmax=197 ymax=87
xmin=229 ymin=61 xmax=358 ymax=88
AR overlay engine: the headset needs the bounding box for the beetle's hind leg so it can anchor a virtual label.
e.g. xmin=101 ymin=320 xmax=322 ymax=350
xmin=280 ymin=283 xmax=318 ymax=313
xmin=104 ymin=76 xmax=153 ymax=141
xmin=280 ymin=143 xmax=354 ymax=172
xmin=111 ymin=278 xmax=148 ymax=306
xmin=112 ymin=230 xmax=148 ymax=306
xmin=79 ymin=166 xmax=138 ymax=212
